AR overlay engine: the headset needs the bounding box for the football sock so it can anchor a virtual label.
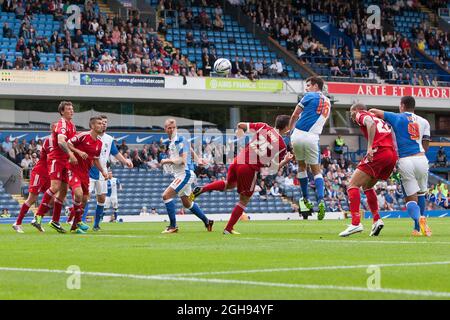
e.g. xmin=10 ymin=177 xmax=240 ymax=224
xmin=314 ymin=174 xmax=324 ymax=202
xmin=406 ymin=201 xmax=420 ymax=231
xmin=348 ymin=187 xmax=361 ymax=226
xmin=82 ymin=202 xmax=89 ymax=222
xmin=417 ymin=194 xmax=426 ymax=216
xmin=94 ymin=202 xmax=105 ymax=228
xmin=225 ymin=202 xmax=245 ymax=232
xmin=51 ymin=198 xmax=63 ymax=223
xmin=68 ymin=207 xmax=75 ymax=223
xmin=201 ymin=180 xmax=226 ymax=193
xmin=36 ymin=189 xmax=55 ymax=217
xmin=188 ymin=202 xmax=208 ymax=224
xmin=298 ymin=171 xmax=308 ymax=200
xmin=114 ymin=209 xmax=118 ymax=220
xmin=16 ymin=202 xmax=30 ymax=225
xmin=71 ymin=202 xmax=83 ymax=231
xmin=164 ymin=199 xmax=177 ymax=228
xmin=364 ymin=188 xmax=380 ymax=222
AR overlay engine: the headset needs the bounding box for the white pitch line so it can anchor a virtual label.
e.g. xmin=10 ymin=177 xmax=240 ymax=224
xmin=88 ymin=235 xmax=148 ymax=239
xmin=153 ymin=276 xmax=450 ymax=298
xmin=240 ymin=237 xmax=450 ymax=245
xmin=0 ymin=266 xmax=449 ymax=298
xmin=159 ymin=261 xmax=450 ymax=277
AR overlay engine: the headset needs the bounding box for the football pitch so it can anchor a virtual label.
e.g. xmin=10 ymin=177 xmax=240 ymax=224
xmin=1 ymin=219 xmax=449 ymax=300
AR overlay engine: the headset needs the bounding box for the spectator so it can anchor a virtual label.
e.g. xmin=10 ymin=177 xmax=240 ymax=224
xmin=418 ymin=74 xmax=424 ymax=86
xmin=432 ymin=76 xmax=439 ymax=87
xmin=21 ymin=153 xmax=32 ymax=178
xmin=284 ymin=172 xmax=295 ymax=187
xmin=0 ymin=53 xmax=7 ymax=69
xmin=2 ymin=136 xmax=12 ymax=154
xmin=118 ymin=140 xmax=129 ymax=153
xmin=132 ymin=149 xmax=147 ymax=171
xmin=1 ymin=208 xmax=10 ymax=218
xmin=328 ymin=200 xmax=340 ymax=212
xmin=377 ymin=190 xmax=387 ymax=210
xmin=424 ymin=74 xmax=432 ymax=86
xmin=2 ymin=22 xmax=14 ymax=38
xmin=436 ymin=147 xmax=447 ymax=166
xmin=213 ymin=14 xmax=224 ymax=31
xmin=334 ymin=135 xmax=345 ymax=156
xmin=384 ymin=190 xmax=395 ymax=211
xmin=269 ymin=182 xmax=281 ymax=197
xmin=140 ymin=206 xmax=149 ymax=216
xmin=256 ymin=181 xmax=268 ymax=200
xmin=186 ymin=31 xmax=194 ymax=47
xmin=322 ymin=146 xmax=331 ymax=161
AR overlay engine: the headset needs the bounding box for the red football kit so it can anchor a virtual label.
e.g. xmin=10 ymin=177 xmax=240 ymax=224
xmin=47 ymin=118 xmax=77 ymax=183
xmin=229 ymin=122 xmax=287 ymax=197
xmin=355 ymin=111 xmax=398 ymax=180
xmin=29 ymin=138 xmax=52 ymax=194
xmin=68 ymin=132 xmax=102 ymax=195
xmin=199 ymin=122 xmax=288 ymax=233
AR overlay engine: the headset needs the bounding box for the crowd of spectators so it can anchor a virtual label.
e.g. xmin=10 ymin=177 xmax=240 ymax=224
xmin=0 ymin=0 xmax=206 ymax=77
xmin=238 ymin=0 xmax=449 ymax=84
xmin=0 ymin=135 xmax=43 ymax=178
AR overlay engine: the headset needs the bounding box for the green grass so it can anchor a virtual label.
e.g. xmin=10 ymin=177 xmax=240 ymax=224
xmin=1 ymin=218 xmax=449 ymax=300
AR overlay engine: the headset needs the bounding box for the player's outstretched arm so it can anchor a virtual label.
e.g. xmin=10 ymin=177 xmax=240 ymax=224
xmin=66 ymin=139 xmax=79 ymax=164
xmin=114 ymin=152 xmax=133 ymax=168
xmin=368 ymin=108 xmax=385 ymax=119
xmin=280 ymin=152 xmax=294 ymax=167
xmin=93 ymin=158 xmax=108 ymax=179
xmin=67 ymin=141 xmax=88 ymax=160
xmin=190 ymin=146 xmax=208 ymax=165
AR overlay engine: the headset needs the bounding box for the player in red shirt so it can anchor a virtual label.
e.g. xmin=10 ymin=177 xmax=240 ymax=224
xmin=339 ymin=103 xmax=398 ymax=237
xmin=12 ymin=124 xmax=56 ymax=233
xmin=67 ymin=116 xmax=107 ymax=234
xmin=32 ymin=101 xmax=77 ymax=233
xmin=190 ymin=115 xmax=294 ymax=234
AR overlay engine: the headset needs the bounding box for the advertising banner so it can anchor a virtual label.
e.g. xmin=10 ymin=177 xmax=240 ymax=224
xmin=0 ymin=71 xmax=69 ymax=85
xmin=205 ymin=78 xmax=283 ymax=92
xmin=79 ymin=73 xmax=165 ymax=87
xmin=327 ymin=82 xmax=450 ymax=99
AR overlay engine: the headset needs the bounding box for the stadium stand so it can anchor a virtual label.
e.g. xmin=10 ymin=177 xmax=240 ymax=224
xmin=237 ymin=0 xmax=450 ymax=85
xmin=148 ymin=0 xmax=301 ymax=79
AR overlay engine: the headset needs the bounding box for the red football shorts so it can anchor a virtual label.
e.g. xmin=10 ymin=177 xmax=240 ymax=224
xmin=357 ymin=147 xmax=398 ymax=180
xmin=48 ymin=159 xmax=69 ymax=183
xmin=29 ymin=168 xmax=50 ymax=194
xmin=227 ymin=162 xmax=258 ymax=197
xmin=68 ymin=170 xmax=90 ymax=196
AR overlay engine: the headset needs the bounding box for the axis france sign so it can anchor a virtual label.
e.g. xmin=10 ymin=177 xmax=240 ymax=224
xmin=327 ymin=82 xmax=450 ymax=99
xmin=205 ymin=78 xmax=283 ymax=92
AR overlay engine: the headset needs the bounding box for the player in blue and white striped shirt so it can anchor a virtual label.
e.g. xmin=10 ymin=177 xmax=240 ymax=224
xmin=289 ymin=76 xmax=331 ymax=220
xmin=82 ymin=115 xmax=132 ymax=231
xmin=160 ymin=118 xmax=214 ymax=234
xmin=370 ymin=96 xmax=432 ymax=236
